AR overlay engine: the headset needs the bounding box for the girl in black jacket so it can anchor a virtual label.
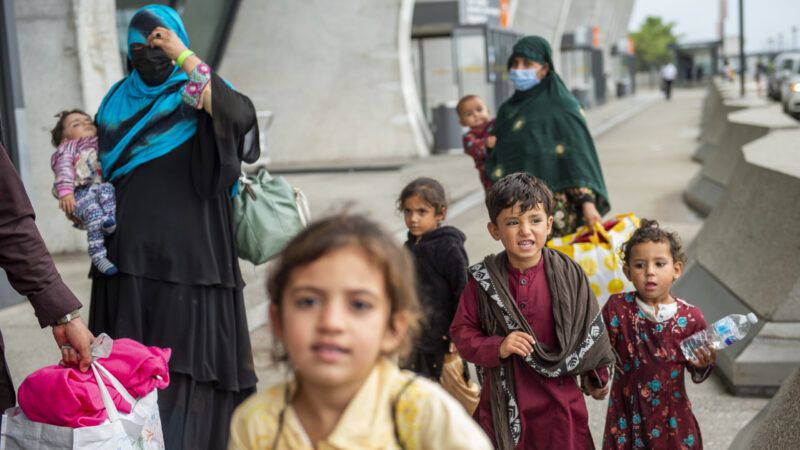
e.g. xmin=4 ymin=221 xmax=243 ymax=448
xmin=398 ymin=177 xmax=469 ymax=379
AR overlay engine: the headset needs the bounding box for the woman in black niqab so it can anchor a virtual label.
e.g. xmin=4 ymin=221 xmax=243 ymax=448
xmin=89 ymin=6 xmax=259 ymax=449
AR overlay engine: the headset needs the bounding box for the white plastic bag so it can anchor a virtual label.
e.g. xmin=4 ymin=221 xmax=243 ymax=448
xmin=0 ymin=334 xmax=164 ymax=450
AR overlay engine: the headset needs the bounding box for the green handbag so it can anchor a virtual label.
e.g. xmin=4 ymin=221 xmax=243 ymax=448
xmin=232 ymin=169 xmax=310 ymax=265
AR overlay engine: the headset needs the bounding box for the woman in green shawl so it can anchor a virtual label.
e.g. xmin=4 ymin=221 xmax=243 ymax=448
xmin=486 ymin=35 xmax=610 ymax=237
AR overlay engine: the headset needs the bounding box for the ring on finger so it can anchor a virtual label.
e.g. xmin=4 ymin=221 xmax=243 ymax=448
xmin=60 ymin=344 xmax=72 ymax=350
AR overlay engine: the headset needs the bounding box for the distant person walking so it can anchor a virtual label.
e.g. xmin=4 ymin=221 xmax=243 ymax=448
xmin=755 ymin=60 xmax=767 ymax=96
xmin=722 ymin=59 xmax=735 ymax=82
xmin=485 ymin=35 xmax=610 ymax=238
xmin=661 ymin=62 xmax=677 ymax=100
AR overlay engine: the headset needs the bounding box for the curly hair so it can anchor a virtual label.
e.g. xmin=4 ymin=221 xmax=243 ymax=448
xmin=621 ymin=218 xmax=687 ymax=265
xmin=267 ymin=214 xmax=421 ymax=364
xmin=50 ymin=109 xmax=91 ymax=147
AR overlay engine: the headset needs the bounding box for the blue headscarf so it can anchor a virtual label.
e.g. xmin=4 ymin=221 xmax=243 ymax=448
xmin=96 ymin=5 xmax=198 ymax=181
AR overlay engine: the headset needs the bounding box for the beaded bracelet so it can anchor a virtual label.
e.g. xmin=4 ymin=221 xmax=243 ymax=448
xmin=181 ymin=63 xmax=211 ymax=109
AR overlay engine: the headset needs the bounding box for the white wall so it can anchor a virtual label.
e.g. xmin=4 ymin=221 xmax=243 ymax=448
xmin=13 ymin=0 xmax=121 ymax=253
xmin=14 ymin=0 xmax=86 ymax=253
xmin=219 ymin=0 xmax=429 ymax=165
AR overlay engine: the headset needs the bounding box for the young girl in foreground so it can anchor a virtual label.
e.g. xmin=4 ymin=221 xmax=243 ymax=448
xmin=602 ymin=219 xmax=716 ymax=450
xmin=398 ymin=178 xmax=468 ymax=380
xmin=228 ymin=215 xmax=491 ymax=450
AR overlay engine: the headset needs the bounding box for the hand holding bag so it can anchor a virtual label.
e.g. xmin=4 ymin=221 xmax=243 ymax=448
xmin=0 ymin=335 xmax=165 ymax=450
xmin=233 ymin=169 xmax=310 ymax=265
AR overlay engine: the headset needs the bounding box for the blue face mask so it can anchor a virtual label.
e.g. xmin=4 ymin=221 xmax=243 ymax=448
xmin=509 ymin=68 xmax=540 ymax=91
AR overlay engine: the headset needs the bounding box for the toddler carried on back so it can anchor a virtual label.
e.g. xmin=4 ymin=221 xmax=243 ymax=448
xmin=50 ymin=109 xmax=117 ymax=275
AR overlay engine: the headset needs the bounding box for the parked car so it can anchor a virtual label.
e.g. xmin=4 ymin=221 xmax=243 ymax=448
xmin=767 ymin=52 xmax=800 ymax=101
xmin=780 ymin=74 xmax=800 ymax=119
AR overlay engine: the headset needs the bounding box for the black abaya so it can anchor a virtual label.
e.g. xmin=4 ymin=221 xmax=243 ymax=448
xmin=90 ymin=74 xmax=260 ymax=450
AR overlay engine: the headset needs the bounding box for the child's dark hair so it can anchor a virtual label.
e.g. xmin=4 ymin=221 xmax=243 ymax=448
xmin=621 ymin=219 xmax=687 ymax=265
xmin=397 ymin=177 xmax=448 ymax=216
xmin=267 ymin=214 xmax=421 ymax=362
xmin=456 ymin=94 xmax=480 ymax=116
xmin=485 ymin=172 xmax=553 ymax=224
xmin=50 ymin=109 xmax=91 ymax=147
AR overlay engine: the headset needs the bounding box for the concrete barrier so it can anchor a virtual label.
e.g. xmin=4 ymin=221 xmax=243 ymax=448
xmin=697 ymin=80 xmax=730 ymax=144
xmin=729 ymin=367 xmax=800 ymax=449
xmin=693 ymin=91 xmax=767 ymax=163
xmin=694 ymin=80 xmax=738 ymax=162
xmin=674 ymin=129 xmax=800 ymax=396
xmin=684 ymin=104 xmax=798 ymax=216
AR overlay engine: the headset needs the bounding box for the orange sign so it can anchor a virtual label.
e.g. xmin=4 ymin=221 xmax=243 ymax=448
xmin=628 ymin=37 xmax=635 ymax=55
xmin=500 ymin=0 xmax=509 ymax=28
xmin=592 ymin=26 xmax=600 ymax=48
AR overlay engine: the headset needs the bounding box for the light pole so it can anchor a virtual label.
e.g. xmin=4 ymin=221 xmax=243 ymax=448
xmin=739 ymin=0 xmax=745 ymax=97
xmin=793 ymin=26 xmax=798 ymax=51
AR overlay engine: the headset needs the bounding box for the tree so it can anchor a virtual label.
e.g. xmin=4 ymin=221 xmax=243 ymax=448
xmin=629 ymin=16 xmax=678 ymax=71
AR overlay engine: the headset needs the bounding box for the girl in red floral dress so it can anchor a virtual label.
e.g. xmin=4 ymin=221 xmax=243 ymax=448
xmin=601 ymin=219 xmax=716 ymax=449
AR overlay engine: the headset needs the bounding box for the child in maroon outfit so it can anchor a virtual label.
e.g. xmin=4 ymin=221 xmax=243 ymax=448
xmin=450 ymin=173 xmax=614 ymax=450
xmin=602 ymin=219 xmax=716 ymax=449
xmin=457 ymin=95 xmax=495 ymax=191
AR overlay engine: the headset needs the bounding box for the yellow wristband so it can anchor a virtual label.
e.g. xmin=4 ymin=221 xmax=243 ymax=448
xmin=176 ymin=49 xmax=195 ymax=67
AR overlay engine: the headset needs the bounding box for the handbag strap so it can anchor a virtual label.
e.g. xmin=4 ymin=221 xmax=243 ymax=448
xmin=91 ymin=364 xmax=120 ymax=422
xmin=571 ymin=221 xmax=612 ymax=245
xmin=90 ymin=361 xmax=138 ymax=422
xmin=589 ymin=222 xmax=612 ymax=244
xmin=239 ymin=170 xmax=256 ymax=200
xmin=238 ymin=169 xmax=252 ymax=185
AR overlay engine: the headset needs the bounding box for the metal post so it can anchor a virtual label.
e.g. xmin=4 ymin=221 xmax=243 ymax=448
xmin=0 ymin=0 xmax=22 ymax=166
xmin=739 ymin=0 xmax=745 ymax=97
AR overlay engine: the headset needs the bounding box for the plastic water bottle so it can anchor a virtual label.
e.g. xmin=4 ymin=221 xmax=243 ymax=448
xmin=680 ymin=313 xmax=758 ymax=361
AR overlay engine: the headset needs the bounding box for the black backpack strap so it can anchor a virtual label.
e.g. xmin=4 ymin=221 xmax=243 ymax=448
xmin=391 ymin=375 xmax=418 ymax=450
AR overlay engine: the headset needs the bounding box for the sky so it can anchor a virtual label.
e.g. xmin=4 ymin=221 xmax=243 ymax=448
xmin=629 ymin=0 xmax=800 ymax=53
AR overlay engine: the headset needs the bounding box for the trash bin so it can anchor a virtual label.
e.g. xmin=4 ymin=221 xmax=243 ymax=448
xmin=432 ymin=103 xmax=463 ymax=154
xmin=616 ymin=81 xmax=629 ymax=98
xmin=571 ymin=88 xmax=591 ymax=109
